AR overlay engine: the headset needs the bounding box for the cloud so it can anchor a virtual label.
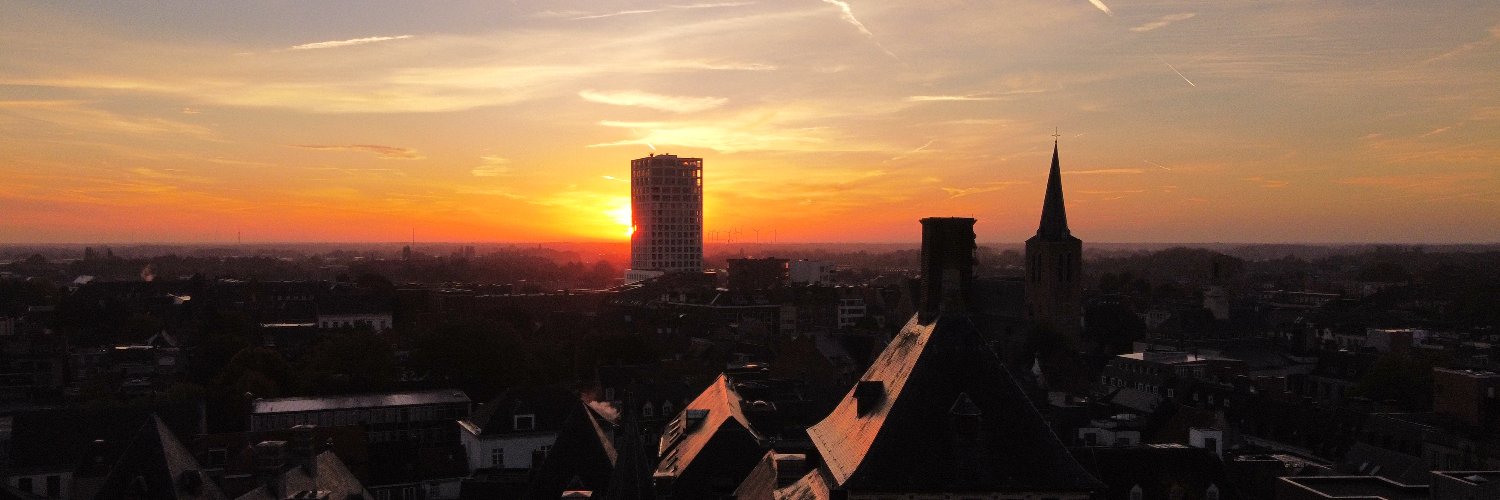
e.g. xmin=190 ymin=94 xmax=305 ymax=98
xmin=1420 ymin=126 xmax=1453 ymax=138
xmin=472 ymin=156 xmax=510 ymax=177
xmin=0 ymin=99 xmax=213 ymax=138
xmin=1131 ymin=13 xmax=1195 ymax=32
xmin=1064 ymin=168 xmax=1143 ymax=175
xmin=942 ymin=181 xmax=1026 ymax=198
xmin=907 ymin=95 xmax=1000 ymax=102
xmin=293 ymin=144 xmax=423 ymax=159
xmin=570 ymin=2 xmax=754 ymax=20
xmin=578 ymin=89 xmax=728 ymax=113
xmin=887 ymin=139 xmax=936 ymax=162
xmin=1087 ymin=0 xmax=1113 ymax=17
xmin=1425 ymin=24 xmax=1500 ymax=64
xmin=290 ymin=35 xmax=414 ymax=51
xmin=1244 ymin=176 xmax=1289 ymax=188
xmin=818 ymin=0 xmax=899 ymax=59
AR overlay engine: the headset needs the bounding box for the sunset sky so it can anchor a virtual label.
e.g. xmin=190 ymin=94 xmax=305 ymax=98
xmin=2 ymin=1 xmax=1497 ymax=244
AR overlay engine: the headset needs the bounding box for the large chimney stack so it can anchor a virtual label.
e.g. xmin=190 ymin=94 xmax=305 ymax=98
xmin=919 ymin=217 xmax=977 ymax=323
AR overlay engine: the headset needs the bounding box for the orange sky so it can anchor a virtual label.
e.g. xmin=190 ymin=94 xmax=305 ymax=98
xmin=2 ymin=1 xmax=1498 ymax=244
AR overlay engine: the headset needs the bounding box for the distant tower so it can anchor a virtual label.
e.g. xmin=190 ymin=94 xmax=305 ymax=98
xmin=626 ymin=154 xmax=704 ymax=282
xmin=1024 ymin=141 xmax=1083 ymax=339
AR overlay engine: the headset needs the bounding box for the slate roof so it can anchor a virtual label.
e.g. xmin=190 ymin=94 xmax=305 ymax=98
xmin=464 ymin=385 xmax=575 ymax=437
xmin=654 ymin=374 xmax=760 ymax=477
xmin=6 ymin=403 xmax=204 ymax=472
xmin=525 ymin=400 xmax=620 ymax=499
xmin=1070 ymin=446 xmax=1237 ymax=500
xmin=652 ymin=374 xmax=765 ymax=498
xmin=804 ymin=313 xmax=1104 ymax=493
xmin=252 ymin=390 xmax=469 ymax=414
xmin=234 ymin=451 xmax=372 ymax=500
xmin=93 ymin=415 xmax=227 ymax=500
xmin=1032 ymin=142 xmax=1078 ymax=242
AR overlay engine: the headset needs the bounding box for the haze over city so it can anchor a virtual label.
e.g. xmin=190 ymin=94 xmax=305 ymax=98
xmin=3 ymin=1 xmax=1498 ymax=244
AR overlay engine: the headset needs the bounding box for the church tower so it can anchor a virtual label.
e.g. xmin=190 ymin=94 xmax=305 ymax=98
xmin=1025 ymin=141 xmax=1083 ymax=339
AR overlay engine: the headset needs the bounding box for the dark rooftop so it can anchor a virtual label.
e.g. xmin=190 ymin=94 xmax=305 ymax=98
xmin=252 ymin=389 xmax=470 ymax=414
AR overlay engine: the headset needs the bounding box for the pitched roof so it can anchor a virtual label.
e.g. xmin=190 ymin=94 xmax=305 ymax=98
xmin=251 ymin=390 xmax=469 ymax=414
xmin=1070 ymin=446 xmax=1236 ymax=500
xmin=1033 ymin=142 xmax=1076 ymax=242
xmin=464 ymin=385 xmax=575 ymax=437
xmin=525 ymin=400 xmax=620 ymax=499
xmin=93 ymin=415 xmax=228 ymax=500
xmin=805 ymin=313 xmax=1103 ymax=493
xmin=234 ymin=451 xmax=372 ymax=500
xmin=653 ymin=374 xmax=760 ymax=480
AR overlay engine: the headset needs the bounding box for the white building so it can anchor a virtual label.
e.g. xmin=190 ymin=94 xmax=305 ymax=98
xmin=626 ymin=154 xmax=703 ymax=282
xmin=458 ymin=388 xmax=573 ymax=472
xmin=789 ymin=260 xmax=835 ymax=284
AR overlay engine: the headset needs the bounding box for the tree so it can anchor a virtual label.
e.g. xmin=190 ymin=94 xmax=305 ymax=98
xmin=297 ymin=330 xmax=399 ymax=394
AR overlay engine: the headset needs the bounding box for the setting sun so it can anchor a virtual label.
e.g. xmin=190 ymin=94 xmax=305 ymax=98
xmin=606 ymin=197 xmax=633 ymax=239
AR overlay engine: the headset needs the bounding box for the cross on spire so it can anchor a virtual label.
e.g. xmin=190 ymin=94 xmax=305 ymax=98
xmin=1052 ymin=127 xmax=1061 ymax=141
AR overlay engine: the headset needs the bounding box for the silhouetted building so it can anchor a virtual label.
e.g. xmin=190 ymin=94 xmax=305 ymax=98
xmin=1026 ymin=141 xmax=1083 ymax=339
xmin=1431 ymin=368 xmax=1500 ymax=428
xmin=918 ymin=217 xmax=976 ymax=322
xmin=627 ymin=154 xmax=703 ymax=283
xmin=727 ymin=258 xmax=789 ymax=295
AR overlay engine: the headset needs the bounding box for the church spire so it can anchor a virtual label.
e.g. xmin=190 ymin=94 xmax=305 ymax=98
xmin=1037 ymin=141 xmax=1071 ymax=240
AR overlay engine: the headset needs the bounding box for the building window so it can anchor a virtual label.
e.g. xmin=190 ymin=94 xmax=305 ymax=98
xmin=1129 ymin=485 xmax=1143 ymax=500
xmin=514 ymin=414 xmax=535 ymax=431
xmin=17 ymin=477 xmax=32 ymax=494
xmin=45 ymin=475 xmax=60 ymax=498
xmin=400 ymin=486 xmax=417 ymax=500
xmin=1205 ymin=484 xmax=1220 ymax=500
xmin=491 ymin=448 xmax=504 ymax=467
xmin=642 ymin=402 xmax=654 ymax=418
xmin=207 ymin=448 xmax=227 ymax=468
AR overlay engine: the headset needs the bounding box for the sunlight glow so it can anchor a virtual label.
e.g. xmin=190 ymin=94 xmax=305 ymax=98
xmin=606 ymin=197 xmax=633 ymax=238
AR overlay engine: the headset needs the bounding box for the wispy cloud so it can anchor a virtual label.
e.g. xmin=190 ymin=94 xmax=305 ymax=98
xmin=293 ymin=144 xmax=423 ymax=159
xmin=571 ymin=2 xmax=754 ymax=20
xmin=1065 ymin=168 xmax=1143 ymax=175
xmin=1425 ymin=24 xmax=1500 ymax=64
xmin=1087 ymin=0 xmax=1113 ymax=17
xmin=1131 ymin=13 xmax=1195 ymax=33
xmin=1420 ymin=126 xmax=1453 ymax=138
xmin=578 ymin=89 xmax=727 ymax=113
xmin=290 ymin=35 xmax=413 ymax=51
xmin=942 ymin=180 xmax=1026 ymax=198
xmin=587 ymin=119 xmax=828 ymax=153
xmin=1244 ymin=176 xmax=1288 ymax=188
xmin=471 ymin=156 xmax=510 ymax=177
xmin=907 ymin=95 xmax=1000 ymax=102
xmin=0 ymin=99 xmax=213 ymax=138
xmin=887 ymin=139 xmax=936 ymax=162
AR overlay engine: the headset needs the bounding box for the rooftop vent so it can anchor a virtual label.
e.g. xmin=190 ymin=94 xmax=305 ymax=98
xmin=684 ymin=409 xmax=709 ymax=430
xmin=855 ymin=381 xmax=884 ymax=415
xmin=773 ymin=453 xmax=809 ymax=487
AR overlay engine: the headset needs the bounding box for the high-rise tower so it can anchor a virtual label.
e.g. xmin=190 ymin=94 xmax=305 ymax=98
xmin=1024 ymin=142 xmax=1083 ymax=339
xmin=626 ymin=154 xmax=703 ymax=282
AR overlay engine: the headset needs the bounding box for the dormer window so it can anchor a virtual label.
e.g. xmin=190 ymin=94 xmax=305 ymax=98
xmin=642 ymin=402 xmax=654 ymax=418
xmin=513 ymin=414 xmax=535 ymax=431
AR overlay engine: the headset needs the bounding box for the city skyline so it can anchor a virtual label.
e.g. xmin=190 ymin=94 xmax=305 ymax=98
xmin=3 ymin=1 xmax=1498 ymax=244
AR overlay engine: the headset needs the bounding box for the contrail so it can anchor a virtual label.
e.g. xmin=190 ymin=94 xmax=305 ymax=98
xmin=1143 ymin=160 xmax=1172 ymax=171
xmin=819 ymin=0 xmax=900 ymax=60
xmin=1087 ymin=0 xmax=1113 ymax=16
xmin=1164 ymin=61 xmax=1196 ymax=87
